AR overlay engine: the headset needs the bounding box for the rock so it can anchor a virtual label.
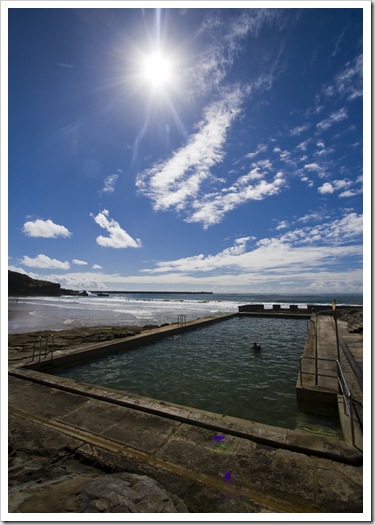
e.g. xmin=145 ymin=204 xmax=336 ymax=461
xmin=8 ymin=449 xmax=189 ymax=513
xmin=142 ymin=324 xmax=160 ymax=330
xmin=79 ymin=474 xmax=189 ymax=513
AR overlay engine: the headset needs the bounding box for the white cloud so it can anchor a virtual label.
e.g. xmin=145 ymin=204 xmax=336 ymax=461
xmin=304 ymin=162 xmax=321 ymax=172
xmin=339 ymin=188 xmax=363 ymax=198
xmin=187 ymin=172 xmax=286 ymax=228
xmin=92 ymin=264 xmax=103 ymax=270
xmin=137 ymin=88 xmax=292 ymax=229
xmin=136 ymin=89 xmax=243 ymax=218
xmin=245 ymin=144 xmax=267 ymax=159
xmin=103 ymin=176 xmax=118 ymax=194
xmin=72 ymin=259 xmax=88 ymax=266
xmin=91 ymin=210 xmax=142 ymax=249
xmin=316 ymin=107 xmax=348 ymax=131
xmin=275 ymin=220 xmax=289 ymax=230
xmin=24 ymin=213 xmax=362 ymax=293
xmin=318 ymin=182 xmax=334 ymax=194
xmin=12 ymin=264 xmax=363 ymax=294
xmin=22 ymin=219 xmax=72 ymax=238
xmin=318 ymin=179 xmax=354 ymax=195
xmin=296 ymin=139 xmax=311 ymax=151
xmin=188 ymin=9 xmax=280 ymax=97
xmin=101 ymin=173 xmax=119 ymax=194
xmin=290 ymin=123 xmax=310 ymax=136
xmin=276 ymin=213 xmax=362 ymax=245
xmin=21 ymin=254 xmax=70 ymax=270
xmin=141 ymin=212 xmax=362 ymax=276
xmin=297 ymin=211 xmax=325 ymax=224
xmin=323 ymin=54 xmax=362 ymax=102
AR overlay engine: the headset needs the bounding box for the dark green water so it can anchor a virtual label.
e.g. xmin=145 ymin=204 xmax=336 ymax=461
xmin=55 ymin=316 xmax=342 ymax=437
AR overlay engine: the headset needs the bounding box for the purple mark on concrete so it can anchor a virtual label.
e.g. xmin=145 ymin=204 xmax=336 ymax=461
xmin=212 ymin=435 xmax=225 ymax=441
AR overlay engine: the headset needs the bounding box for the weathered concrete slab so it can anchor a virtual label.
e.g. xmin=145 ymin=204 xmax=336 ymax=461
xmin=155 ymin=424 xmax=241 ymax=478
xmin=9 ymin=376 xmax=90 ymax=420
xmin=8 ymin=372 xmax=364 ymax=514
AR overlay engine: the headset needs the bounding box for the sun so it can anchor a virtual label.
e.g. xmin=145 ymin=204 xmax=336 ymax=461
xmin=142 ymin=52 xmax=172 ymax=88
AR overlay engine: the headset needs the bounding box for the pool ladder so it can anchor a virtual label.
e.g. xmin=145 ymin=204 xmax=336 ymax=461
xmin=177 ymin=314 xmax=186 ymax=327
xmin=32 ymin=335 xmax=55 ymax=362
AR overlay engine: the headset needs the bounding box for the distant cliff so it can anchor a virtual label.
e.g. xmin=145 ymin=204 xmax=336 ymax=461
xmin=8 ymin=270 xmax=85 ymax=296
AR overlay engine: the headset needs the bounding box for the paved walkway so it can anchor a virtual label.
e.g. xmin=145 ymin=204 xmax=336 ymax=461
xmin=297 ymin=313 xmax=363 ymax=448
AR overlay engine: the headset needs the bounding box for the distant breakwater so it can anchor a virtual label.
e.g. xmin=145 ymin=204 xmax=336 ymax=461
xmin=238 ymin=303 xmax=363 ymax=314
xmin=88 ymin=291 xmax=213 ymax=295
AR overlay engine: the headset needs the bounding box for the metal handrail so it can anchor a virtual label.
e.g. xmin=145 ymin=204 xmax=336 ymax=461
xmin=299 ymin=356 xmax=356 ymax=446
xmin=299 ymin=356 xmax=337 ymax=388
xmin=337 ymin=361 xmax=355 ymax=445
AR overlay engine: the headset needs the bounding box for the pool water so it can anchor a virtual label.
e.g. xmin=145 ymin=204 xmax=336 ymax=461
xmin=54 ymin=317 xmax=342 ymax=437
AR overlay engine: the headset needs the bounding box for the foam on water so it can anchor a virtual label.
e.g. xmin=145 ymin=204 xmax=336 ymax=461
xmin=9 ymin=292 xmax=362 ymax=334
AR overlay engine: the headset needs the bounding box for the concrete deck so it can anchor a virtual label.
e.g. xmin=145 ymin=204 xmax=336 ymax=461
xmin=296 ymin=313 xmax=363 ymax=450
xmin=8 ymin=313 xmax=364 ymax=514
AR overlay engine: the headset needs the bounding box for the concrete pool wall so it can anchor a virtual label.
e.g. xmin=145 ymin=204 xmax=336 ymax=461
xmin=20 ymin=311 xmax=361 ymax=452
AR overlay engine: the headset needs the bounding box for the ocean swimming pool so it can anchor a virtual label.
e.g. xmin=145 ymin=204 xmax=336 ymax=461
xmin=54 ymin=316 xmax=342 ymax=437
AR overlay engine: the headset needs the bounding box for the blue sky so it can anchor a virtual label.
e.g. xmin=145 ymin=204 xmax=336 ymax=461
xmin=4 ymin=2 xmax=368 ymax=293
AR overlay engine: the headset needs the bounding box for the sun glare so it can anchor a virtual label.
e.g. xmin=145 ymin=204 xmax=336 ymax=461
xmin=143 ymin=52 xmax=172 ymax=88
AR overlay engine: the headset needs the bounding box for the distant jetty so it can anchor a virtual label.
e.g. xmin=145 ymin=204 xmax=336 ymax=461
xmin=88 ymin=290 xmax=213 ymax=295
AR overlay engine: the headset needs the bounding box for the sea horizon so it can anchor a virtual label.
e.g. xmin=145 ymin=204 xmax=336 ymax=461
xmin=8 ymin=291 xmax=362 ymax=334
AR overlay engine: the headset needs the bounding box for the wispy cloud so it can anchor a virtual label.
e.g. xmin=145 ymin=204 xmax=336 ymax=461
xmin=316 ymin=107 xmax=348 ymax=131
xmin=21 ymin=254 xmax=70 ymax=270
xmin=245 ymin=144 xmax=268 ymax=159
xmin=22 ymin=219 xmax=72 ymax=238
xmin=187 ymin=171 xmax=286 ymax=228
xmin=72 ymin=259 xmax=88 ymax=266
xmin=275 ymin=220 xmax=289 ymax=230
xmin=136 ymin=89 xmax=243 ymax=217
xmin=274 ymin=213 xmax=362 ymax=246
xmin=56 ymin=62 xmax=74 ymax=69
xmin=91 ymin=209 xmax=142 ymax=249
xmin=137 ymin=88 xmax=291 ymax=228
xmin=100 ymin=173 xmax=120 ymax=194
xmin=289 ymin=123 xmax=310 ymax=136
xmin=139 ymin=213 xmax=362 ymax=284
xmin=189 ymin=9 xmax=280 ymax=97
xmin=322 ymin=54 xmax=362 ymax=101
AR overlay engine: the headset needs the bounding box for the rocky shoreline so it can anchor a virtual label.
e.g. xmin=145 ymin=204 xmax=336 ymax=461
xmin=8 ymin=447 xmax=189 ymax=513
xmin=8 ymin=325 xmax=153 ymax=363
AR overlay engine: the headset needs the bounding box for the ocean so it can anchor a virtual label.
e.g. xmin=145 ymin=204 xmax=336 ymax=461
xmin=8 ymin=292 xmax=362 ymax=334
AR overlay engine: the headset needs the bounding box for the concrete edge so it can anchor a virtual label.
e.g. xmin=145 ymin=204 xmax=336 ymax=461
xmin=9 ymin=367 xmax=363 ymax=466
